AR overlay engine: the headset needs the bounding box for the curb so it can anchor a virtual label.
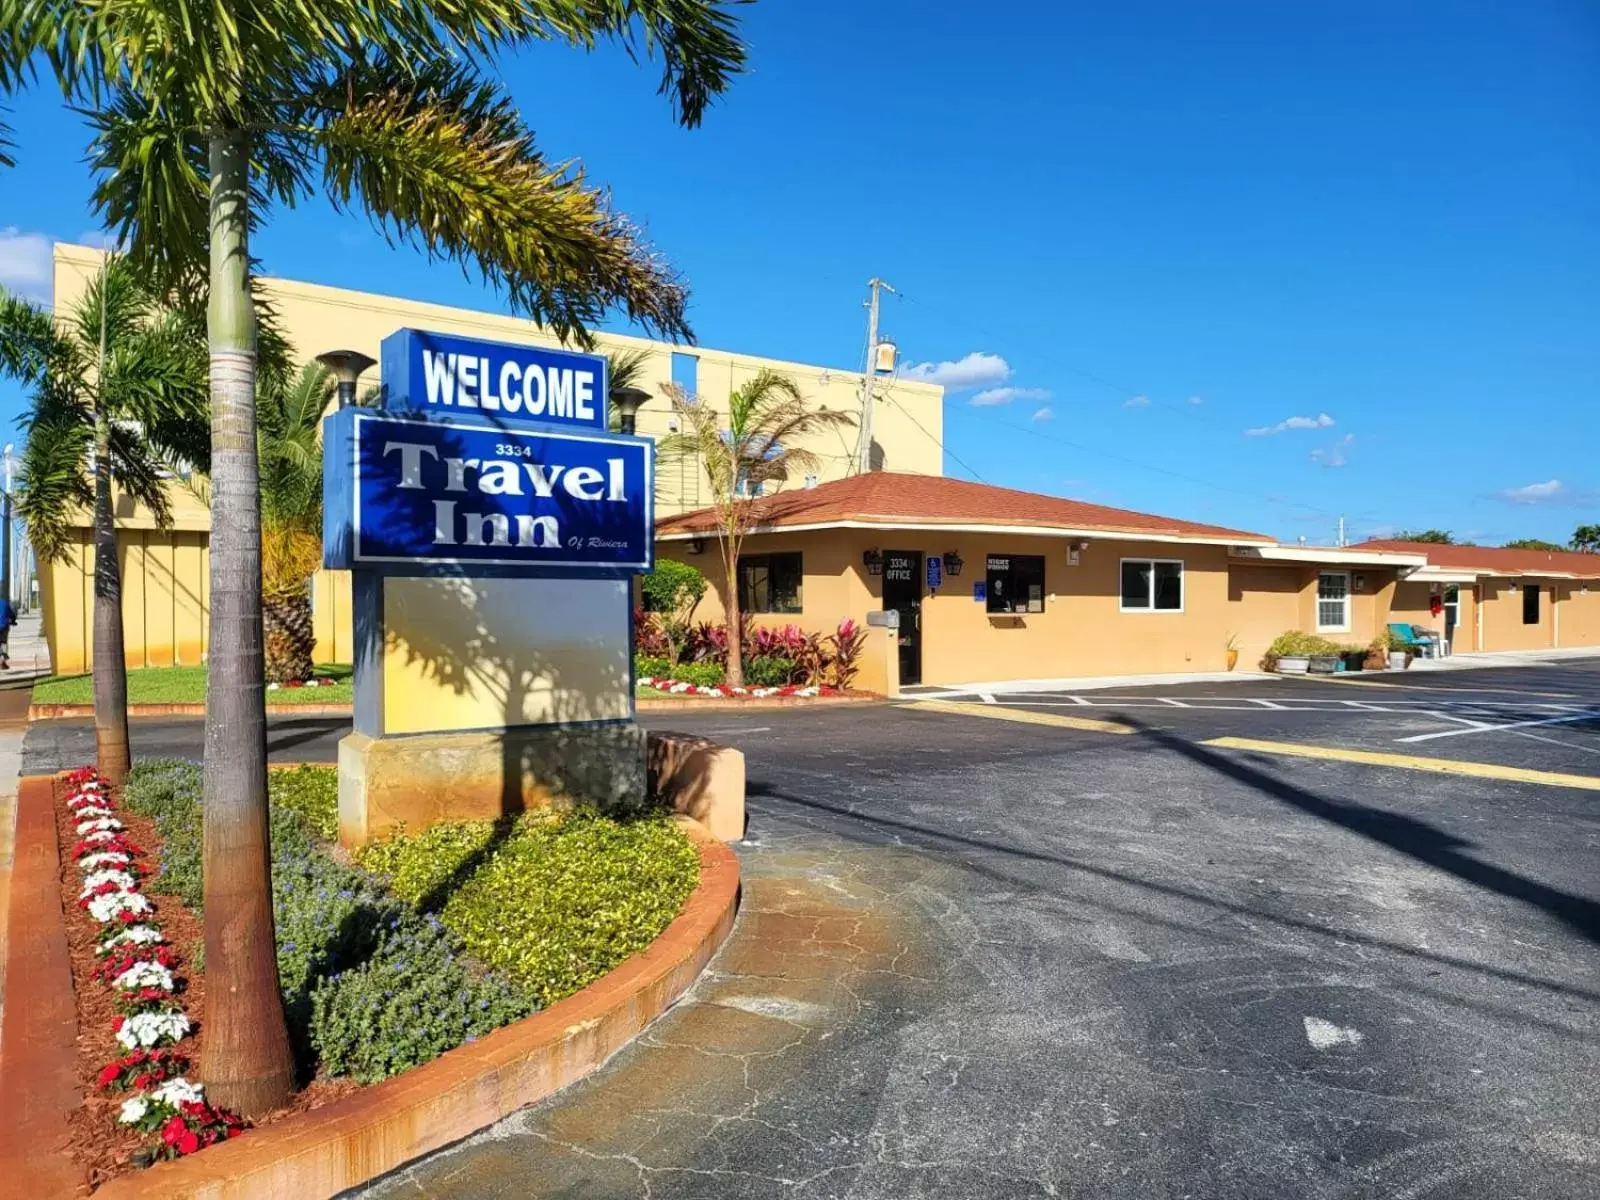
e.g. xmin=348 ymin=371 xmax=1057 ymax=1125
xmin=90 ymin=822 xmax=740 ymax=1199
xmin=0 ymin=775 xmax=82 ymax=1198
xmin=636 ymin=691 xmax=884 ymax=712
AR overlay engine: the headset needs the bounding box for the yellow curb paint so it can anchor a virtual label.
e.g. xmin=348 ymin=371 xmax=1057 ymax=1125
xmin=1202 ymin=736 xmax=1600 ymax=792
xmin=903 ymin=699 xmax=1135 ymax=735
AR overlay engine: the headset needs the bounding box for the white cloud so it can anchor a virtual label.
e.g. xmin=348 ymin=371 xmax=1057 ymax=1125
xmin=1124 ymin=394 xmax=1150 ymax=409
xmin=1245 ymin=412 xmax=1335 ymax=437
xmin=899 ymin=351 xmax=1010 ymax=391
xmin=0 ymin=227 xmax=54 ymax=302
xmin=1311 ymin=434 xmax=1355 ymax=468
xmin=1187 ymin=394 xmax=1204 ymax=405
xmin=76 ymin=230 xmax=123 ymax=252
xmin=1031 ymin=406 xmax=1054 ymax=422
xmin=1499 ymin=479 xmax=1564 ymax=505
xmin=970 ymin=385 xmax=1050 ymax=407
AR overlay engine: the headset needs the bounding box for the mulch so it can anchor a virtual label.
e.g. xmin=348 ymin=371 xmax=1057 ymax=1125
xmin=49 ymin=778 xmax=362 ymax=1191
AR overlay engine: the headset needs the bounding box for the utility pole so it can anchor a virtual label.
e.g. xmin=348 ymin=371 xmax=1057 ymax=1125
xmin=857 ymin=278 xmax=893 ymax=474
xmin=1 ymin=443 xmax=14 ymax=605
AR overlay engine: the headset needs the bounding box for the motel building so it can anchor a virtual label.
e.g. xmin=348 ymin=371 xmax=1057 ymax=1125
xmin=655 ymin=474 xmax=1600 ymax=690
xmin=33 ymin=243 xmax=1600 ymax=683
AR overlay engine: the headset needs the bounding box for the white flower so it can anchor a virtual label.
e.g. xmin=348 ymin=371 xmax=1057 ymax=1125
xmin=114 ymin=960 xmax=175 ymax=991
xmin=116 ymin=1009 xmax=191 ymax=1050
xmin=72 ymin=804 xmax=115 ymax=821
xmin=118 ymin=1096 xmax=150 ymax=1125
xmin=79 ymin=850 xmax=133 ymax=871
xmin=81 ymin=869 xmax=139 ymax=897
xmin=76 ymin=815 xmax=123 ymax=836
xmin=98 ymin=925 xmax=165 ymax=954
xmin=79 ymin=829 xmax=119 ymax=845
xmin=88 ymin=890 xmax=154 ymax=923
xmin=266 ymin=682 xmax=280 ymax=690
xmin=152 ymin=1077 xmax=205 ymax=1106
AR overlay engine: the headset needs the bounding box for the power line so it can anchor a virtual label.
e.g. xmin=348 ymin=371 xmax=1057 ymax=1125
xmin=883 ymin=393 xmax=988 ymax=485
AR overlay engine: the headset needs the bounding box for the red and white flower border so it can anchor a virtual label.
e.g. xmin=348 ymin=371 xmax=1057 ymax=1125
xmin=64 ymin=767 xmax=246 ymax=1160
xmin=637 ymin=677 xmax=837 ymax=700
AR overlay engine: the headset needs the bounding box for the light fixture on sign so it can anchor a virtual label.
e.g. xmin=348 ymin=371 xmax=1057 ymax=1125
xmin=862 ymin=548 xmax=884 ymax=576
xmin=942 ymin=551 xmax=964 ymax=577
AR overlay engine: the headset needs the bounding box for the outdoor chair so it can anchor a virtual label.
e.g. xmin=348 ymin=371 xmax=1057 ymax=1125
xmin=1388 ymin=623 xmax=1440 ymax=659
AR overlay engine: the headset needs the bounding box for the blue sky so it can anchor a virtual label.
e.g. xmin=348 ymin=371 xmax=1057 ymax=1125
xmin=2 ymin=0 xmax=1596 ymax=545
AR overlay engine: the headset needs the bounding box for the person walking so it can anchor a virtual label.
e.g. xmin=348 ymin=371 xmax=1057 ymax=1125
xmin=0 ymin=594 xmax=16 ymax=670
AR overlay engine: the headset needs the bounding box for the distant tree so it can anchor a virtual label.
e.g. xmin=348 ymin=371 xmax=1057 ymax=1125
xmin=1572 ymin=525 xmax=1600 ymax=553
xmin=1503 ymin=538 xmax=1564 ymax=552
xmin=640 ymin=559 xmax=707 ymax=668
xmin=1395 ymin=529 xmax=1455 ymax=544
xmin=657 ymin=370 xmax=853 ymax=687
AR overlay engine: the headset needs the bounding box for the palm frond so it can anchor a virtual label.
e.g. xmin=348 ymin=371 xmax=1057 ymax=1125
xmin=106 ymin=418 xmax=173 ymax=526
xmin=15 ymin=411 xmax=92 ymax=562
xmin=0 ymin=286 xmax=65 ymax=387
xmin=259 ymin=361 xmax=332 ymax=529
xmin=299 ymin=55 xmax=691 ymax=344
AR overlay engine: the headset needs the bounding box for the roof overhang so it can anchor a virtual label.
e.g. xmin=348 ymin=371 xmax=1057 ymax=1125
xmin=656 ymin=518 xmax=1273 ymax=550
xmin=1225 ymin=545 xmax=1430 ymax=570
xmin=1406 ymin=566 xmax=1484 ymax=584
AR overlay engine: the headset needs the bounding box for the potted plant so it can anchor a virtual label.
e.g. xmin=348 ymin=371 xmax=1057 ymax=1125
xmin=1225 ymin=633 xmax=1240 ymax=672
xmin=1267 ymin=630 xmax=1314 ymax=674
xmin=1385 ymin=628 xmax=1413 ymax=670
xmin=1362 ymin=637 xmax=1390 ymax=671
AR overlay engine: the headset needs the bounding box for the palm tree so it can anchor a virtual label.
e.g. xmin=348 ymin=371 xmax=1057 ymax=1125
xmin=259 ymin=362 xmax=334 ymax=684
xmin=658 ymin=370 xmax=853 ymax=687
xmin=4 ymin=1 xmax=744 ymax=1115
xmin=606 ymin=346 xmax=655 ymax=431
xmin=0 ymin=256 xmax=209 ymax=787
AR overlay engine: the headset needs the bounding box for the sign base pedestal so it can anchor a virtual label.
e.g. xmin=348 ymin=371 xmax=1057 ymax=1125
xmin=336 ymin=723 xmax=646 ymax=849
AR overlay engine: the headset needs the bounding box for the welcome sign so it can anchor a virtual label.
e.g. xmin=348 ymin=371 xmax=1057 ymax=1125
xmin=324 ymin=410 xmax=652 ymax=575
xmin=379 ymin=328 xmax=609 ymax=431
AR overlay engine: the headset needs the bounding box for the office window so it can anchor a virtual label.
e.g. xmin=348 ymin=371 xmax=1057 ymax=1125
xmin=1121 ymin=559 xmax=1184 ymax=612
xmin=738 ymin=552 xmax=802 ymax=614
xmin=986 ymin=555 xmax=1045 ymax=614
xmin=1522 ymin=584 xmax=1540 ymax=625
xmin=1316 ymin=570 xmax=1350 ymax=631
xmin=670 ymin=351 xmax=699 ymax=397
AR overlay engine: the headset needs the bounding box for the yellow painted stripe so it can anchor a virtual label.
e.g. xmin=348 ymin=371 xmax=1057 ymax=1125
xmin=902 ymin=699 xmax=1135 ymax=735
xmin=1203 ymin=736 xmax=1600 ymax=792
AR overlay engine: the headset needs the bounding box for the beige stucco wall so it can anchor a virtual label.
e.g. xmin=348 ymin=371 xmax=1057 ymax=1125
xmin=660 ymin=530 xmax=1406 ymax=685
xmin=1479 ymin=577 xmax=1556 ymax=651
xmin=53 ymin=243 xmax=945 ymax=518
xmin=1556 ymin=582 xmax=1600 ymax=647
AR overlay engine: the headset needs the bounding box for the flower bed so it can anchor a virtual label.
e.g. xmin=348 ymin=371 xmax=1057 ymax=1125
xmin=51 ymin=768 xmax=250 ymax=1183
xmin=47 ymin=761 xmax=703 ymax=1185
xmin=637 ymin=675 xmax=837 ymax=700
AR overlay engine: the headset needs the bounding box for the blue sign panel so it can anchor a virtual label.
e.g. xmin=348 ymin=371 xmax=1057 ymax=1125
xmin=379 ymin=328 xmax=609 ymax=432
xmin=324 ymin=409 xmax=652 ymax=576
xmin=926 ymin=556 xmax=943 ymax=591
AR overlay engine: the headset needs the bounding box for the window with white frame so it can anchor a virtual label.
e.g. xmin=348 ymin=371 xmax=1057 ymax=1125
xmin=1120 ymin=559 xmax=1184 ymax=612
xmin=1317 ymin=571 xmax=1351 ymax=631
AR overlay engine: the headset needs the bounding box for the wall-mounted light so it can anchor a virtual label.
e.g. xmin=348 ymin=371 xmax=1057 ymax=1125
xmin=862 ymin=548 xmax=884 ymax=576
xmin=1354 ymin=573 xmax=1367 ymax=591
xmin=687 ymin=538 xmax=705 ymax=555
xmin=942 ymin=551 xmax=964 ymax=577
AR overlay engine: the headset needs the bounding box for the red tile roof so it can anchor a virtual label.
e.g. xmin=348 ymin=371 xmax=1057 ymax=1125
xmin=1353 ymin=540 xmax=1600 ymax=579
xmin=656 ymin=472 xmax=1274 ymax=544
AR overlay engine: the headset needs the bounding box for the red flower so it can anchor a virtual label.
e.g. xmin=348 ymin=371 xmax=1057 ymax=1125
xmin=96 ymin=1064 xmax=120 ymax=1088
xmin=161 ymin=1115 xmax=186 ymax=1144
xmin=176 ymin=1130 xmax=201 ymax=1156
xmin=112 ymin=1015 xmax=125 ymax=1032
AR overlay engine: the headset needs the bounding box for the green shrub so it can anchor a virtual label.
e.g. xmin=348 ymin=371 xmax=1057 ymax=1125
xmin=634 ymin=654 xmax=672 ymax=680
xmin=670 ymin=660 xmax=724 ymax=688
xmin=309 ymin=917 xmax=534 ymax=1084
xmin=744 ymin=655 xmax=795 ymax=686
xmin=1266 ymin=630 xmax=1343 ymax=658
xmin=363 ymin=810 xmax=700 ymax=1008
xmin=639 ymin=559 xmax=707 ymax=615
xmin=271 ymin=765 xmax=340 ymax=843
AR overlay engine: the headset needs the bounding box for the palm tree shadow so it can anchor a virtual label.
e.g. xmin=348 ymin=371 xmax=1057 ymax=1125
xmin=1116 ymin=715 xmax=1600 ymax=945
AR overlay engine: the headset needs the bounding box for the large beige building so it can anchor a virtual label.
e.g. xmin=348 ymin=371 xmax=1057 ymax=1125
xmin=43 ymin=243 xmax=945 ymax=673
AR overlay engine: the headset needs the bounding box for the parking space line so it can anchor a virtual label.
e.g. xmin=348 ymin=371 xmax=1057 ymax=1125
xmin=1396 ymin=709 xmax=1600 ymax=744
xmin=1202 ymin=736 xmax=1600 ymax=792
xmin=901 ymin=699 xmax=1136 ymax=735
xmin=1281 ymin=676 xmax=1577 ymax=699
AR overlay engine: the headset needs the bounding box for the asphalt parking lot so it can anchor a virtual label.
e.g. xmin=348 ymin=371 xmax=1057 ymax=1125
xmin=23 ymin=664 xmax=1600 ymax=1197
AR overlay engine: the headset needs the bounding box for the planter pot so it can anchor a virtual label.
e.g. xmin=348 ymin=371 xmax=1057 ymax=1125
xmin=1277 ymin=655 xmax=1311 ymax=675
xmin=1341 ymin=651 xmax=1366 ymax=673
xmin=1308 ymin=655 xmax=1340 ymax=674
xmin=1389 ymin=651 xmax=1410 ymax=670
xmin=1225 ymin=648 xmax=1239 ymax=672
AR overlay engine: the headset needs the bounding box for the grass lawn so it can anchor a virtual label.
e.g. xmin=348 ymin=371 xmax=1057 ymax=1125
xmin=32 ymin=663 xmax=354 ymax=706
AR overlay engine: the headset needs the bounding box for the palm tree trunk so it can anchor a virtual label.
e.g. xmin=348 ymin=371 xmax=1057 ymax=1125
xmin=722 ymin=543 xmax=743 ymax=687
xmin=199 ymin=129 xmax=293 ymax=1117
xmin=91 ymin=415 xmax=131 ymax=787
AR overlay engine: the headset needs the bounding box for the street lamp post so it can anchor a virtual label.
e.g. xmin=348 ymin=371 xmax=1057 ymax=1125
xmin=1 ymin=442 xmax=15 ymax=607
xmin=316 ymin=349 xmax=377 ymax=409
xmin=612 ymin=386 xmax=650 ymax=435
